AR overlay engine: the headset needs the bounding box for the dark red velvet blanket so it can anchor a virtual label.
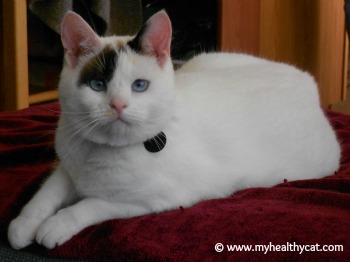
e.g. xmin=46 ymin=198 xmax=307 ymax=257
xmin=1 ymin=103 xmax=350 ymax=261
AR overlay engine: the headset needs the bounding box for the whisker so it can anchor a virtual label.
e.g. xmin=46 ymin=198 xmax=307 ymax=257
xmin=56 ymin=115 xmax=92 ymax=131
xmin=101 ymin=46 xmax=106 ymax=66
xmin=58 ymin=116 xmax=99 ymax=139
xmin=90 ymin=59 xmax=105 ymax=73
xmin=42 ymin=105 xmax=95 ymax=116
xmin=41 ymin=105 xmax=61 ymax=114
xmin=59 ymin=118 xmax=102 ymax=162
xmin=81 ymin=2 xmax=99 ymax=35
xmin=60 ymin=111 xmax=91 ymax=115
xmin=153 ymin=138 xmax=162 ymax=151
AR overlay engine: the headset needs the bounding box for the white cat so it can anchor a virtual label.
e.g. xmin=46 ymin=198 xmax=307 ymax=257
xmin=8 ymin=11 xmax=340 ymax=249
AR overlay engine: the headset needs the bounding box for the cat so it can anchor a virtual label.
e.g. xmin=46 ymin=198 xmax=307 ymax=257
xmin=8 ymin=10 xmax=340 ymax=250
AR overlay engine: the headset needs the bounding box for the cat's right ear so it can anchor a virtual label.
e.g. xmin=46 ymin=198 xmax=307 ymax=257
xmin=60 ymin=11 xmax=100 ymax=68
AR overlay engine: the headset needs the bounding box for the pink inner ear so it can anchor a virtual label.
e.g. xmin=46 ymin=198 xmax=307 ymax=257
xmin=142 ymin=11 xmax=172 ymax=67
xmin=61 ymin=11 xmax=100 ymax=67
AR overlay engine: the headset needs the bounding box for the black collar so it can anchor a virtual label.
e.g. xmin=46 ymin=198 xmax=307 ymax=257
xmin=144 ymin=132 xmax=166 ymax=153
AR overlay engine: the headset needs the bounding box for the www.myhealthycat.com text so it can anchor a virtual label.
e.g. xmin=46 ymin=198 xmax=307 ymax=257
xmin=214 ymin=242 xmax=344 ymax=254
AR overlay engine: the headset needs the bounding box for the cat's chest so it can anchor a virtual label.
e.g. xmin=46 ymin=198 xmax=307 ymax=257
xmin=72 ymin=142 xmax=168 ymax=198
xmin=85 ymin=145 xmax=142 ymax=173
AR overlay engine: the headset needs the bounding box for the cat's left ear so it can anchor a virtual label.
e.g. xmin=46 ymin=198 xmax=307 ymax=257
xmin=129 ymin=11 xmax=172 ymax=67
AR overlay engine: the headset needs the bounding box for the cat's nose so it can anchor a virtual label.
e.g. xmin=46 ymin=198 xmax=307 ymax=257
xmin=110 ymin=96 xmax=128 ymax=115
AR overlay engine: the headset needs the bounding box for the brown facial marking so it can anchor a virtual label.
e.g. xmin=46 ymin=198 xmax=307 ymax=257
xmin=116 ymin=40 xmax=125 ymax=50
xmin=78 ymin=46 xmax=117 ymax=88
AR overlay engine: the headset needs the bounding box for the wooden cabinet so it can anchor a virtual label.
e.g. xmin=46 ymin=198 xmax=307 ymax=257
xmin=0 ymin=0 xmax=30 ymax=111
xmin=0 ymin=0 xmax=59 ymax=111
xmin=219 ymin=0 xmax=348 ymax=107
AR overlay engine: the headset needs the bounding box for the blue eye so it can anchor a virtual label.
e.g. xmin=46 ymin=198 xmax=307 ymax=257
xmin=89 ymin=80 xmax=107 ymax=91
xmin=132 ymin=79 xmax=149 ymax=92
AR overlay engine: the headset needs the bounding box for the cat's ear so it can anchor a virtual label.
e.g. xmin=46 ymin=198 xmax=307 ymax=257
xmin=129 ymin=11 xmax=172 ymax=67
xmin=60 ymin=11 xmax=101 ymax=68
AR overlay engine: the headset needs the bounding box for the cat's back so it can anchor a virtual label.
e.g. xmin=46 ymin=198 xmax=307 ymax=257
xmin=172 ymin=52 xmax=340 ymax=182
xmin=175 ymin=52 xmax=319 ymax=112
xmin=177 ymin=52 xmax=315 ymax=91
xmin=177 ymin=52 xmax=267 ymax=71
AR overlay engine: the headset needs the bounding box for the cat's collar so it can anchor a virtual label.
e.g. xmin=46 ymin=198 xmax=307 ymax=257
xmin=144 ymin=132 xmax=166 ymax=153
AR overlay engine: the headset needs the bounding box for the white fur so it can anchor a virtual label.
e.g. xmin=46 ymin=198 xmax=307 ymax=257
xmin=8 ymin=30 xmax=340 ymax=250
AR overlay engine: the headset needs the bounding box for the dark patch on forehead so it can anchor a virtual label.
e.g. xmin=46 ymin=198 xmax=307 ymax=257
xmin=127 ymin=23 xmax=147 ymax=53
xmin=78 ymin=46 xmax=117 ymax=87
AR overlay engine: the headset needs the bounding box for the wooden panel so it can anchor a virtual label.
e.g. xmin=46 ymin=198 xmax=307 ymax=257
xmin=0 ymin=1 xmax=3 ymax=103
xmin=29 ymin=90 xmax=58 ymax=105
xmin=219 ymin=0 xmax=347 ymax=106
xmin=316 ymin=0 xmax=347 ymax=105
xmin=218 ymin=0 xmax=260 ymax=55
xmin=1 ymin=0 xmax=29 ymax=111
xmin=260 ymin=0 xmax=347 ymax=106
xmin=260 ymin=0 xmax=318 ymax=70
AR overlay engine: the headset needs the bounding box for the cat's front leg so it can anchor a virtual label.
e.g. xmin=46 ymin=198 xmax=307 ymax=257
xmin=36 ymin=198 xmax=148 ymax=249
xmin=8 ymin=165 xmax=75 ymax=249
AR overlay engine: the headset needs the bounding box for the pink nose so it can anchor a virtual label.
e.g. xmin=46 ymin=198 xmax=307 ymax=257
xmin=110 ymin=96 xmax=127 ymax=114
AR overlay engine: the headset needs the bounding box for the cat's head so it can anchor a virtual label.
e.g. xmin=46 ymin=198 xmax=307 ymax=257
xmin=59 ymin=11 xmax=175 ymax=147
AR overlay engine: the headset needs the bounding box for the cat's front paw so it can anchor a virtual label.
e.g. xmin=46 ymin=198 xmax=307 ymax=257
xmin=8 ymin=215 xmax=41 ymax=249
xmin=36 ymin=209 xmax=78 ymax=249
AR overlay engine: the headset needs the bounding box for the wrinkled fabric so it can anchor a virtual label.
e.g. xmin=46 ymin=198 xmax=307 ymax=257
xmin=0 ymin=103 xmax=349 ymax=261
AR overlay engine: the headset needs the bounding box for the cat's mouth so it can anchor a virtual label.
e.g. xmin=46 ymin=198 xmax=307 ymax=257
xmin=116 ymin=117 xmax=130 ymax=126
xmin=104 ymin=109 xmax=131 ymax=126
xmin=109 ymin=113 xmax=131 ymax=127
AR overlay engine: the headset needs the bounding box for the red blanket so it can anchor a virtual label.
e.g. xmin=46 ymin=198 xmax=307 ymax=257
xmin=1 ymin=103 xmax=349 ymax=261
